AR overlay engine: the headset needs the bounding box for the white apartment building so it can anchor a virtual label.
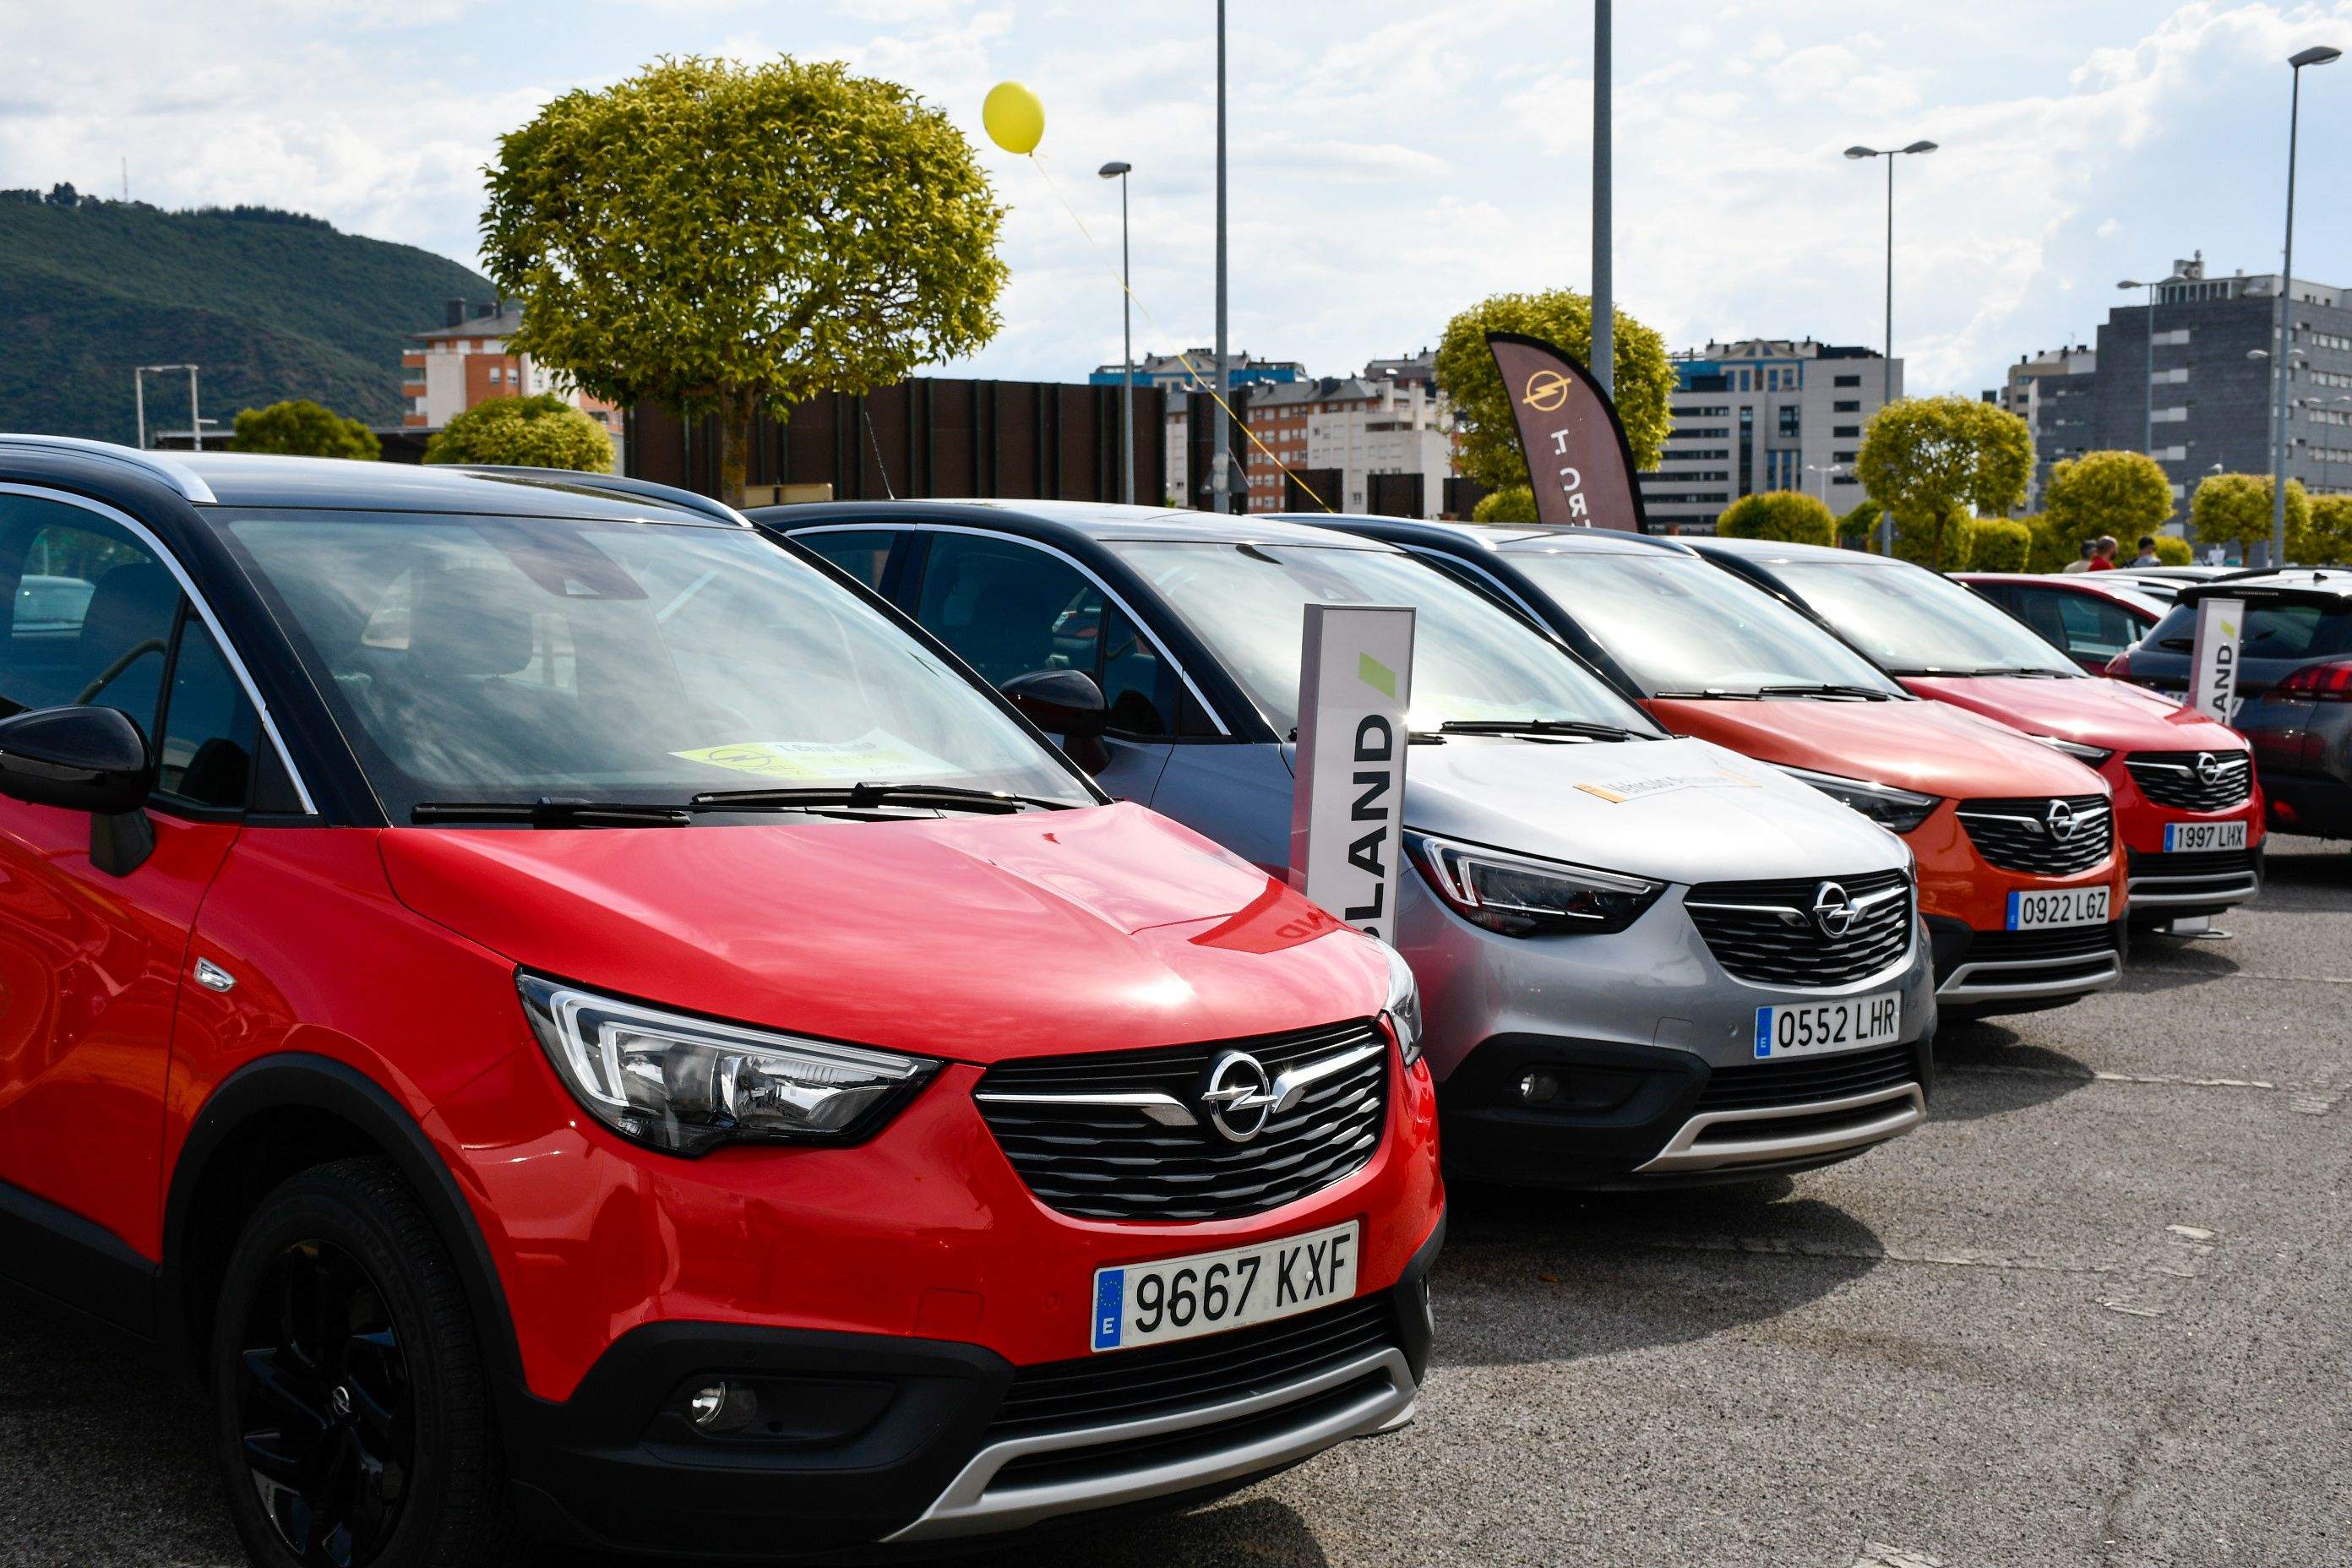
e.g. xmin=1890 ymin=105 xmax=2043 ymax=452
xmin=1241 ymin=377 xmax=1456 ymax=517
xmin=1640 ymin=338 xmax=1900 ymax=532
xmin=400 ymin=300 xmax=623 ymax=466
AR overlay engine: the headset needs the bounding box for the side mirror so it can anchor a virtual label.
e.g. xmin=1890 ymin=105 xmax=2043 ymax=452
xmin=0 ymin=706 xmax=157 ymax=876
xmin=1001 ymin=668 xmax=1111 ymax=774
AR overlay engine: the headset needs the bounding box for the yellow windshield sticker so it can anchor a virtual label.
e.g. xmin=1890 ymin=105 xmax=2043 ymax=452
xmin=672 ymin=731 xmax=962 ymax=783
xmin=1576 ymin=769 xmax=1761 ymax=804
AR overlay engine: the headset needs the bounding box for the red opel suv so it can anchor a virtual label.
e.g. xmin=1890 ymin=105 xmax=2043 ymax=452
xmin=0 ymin=438 xmax=1443 ymax=1565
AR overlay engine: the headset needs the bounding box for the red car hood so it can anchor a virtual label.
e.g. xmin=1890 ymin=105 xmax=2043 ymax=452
xmin=1899 ymin=674 xmax=2242 ymax=753
xmin=1647 ymin=696 xmax=2106 ymax=798
xmin=378 ymin=803 xmax=1385 ymax=1064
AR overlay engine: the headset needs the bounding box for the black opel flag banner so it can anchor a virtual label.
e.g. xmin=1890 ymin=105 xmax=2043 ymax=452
xmin=1484 ymin=331 xmax=1648 ymax=532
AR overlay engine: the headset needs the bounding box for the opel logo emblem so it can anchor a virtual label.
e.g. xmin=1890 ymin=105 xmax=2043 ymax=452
xmin=1199 ymin=1050 xmax=1277 ymax=1143
xmin=2045 ymin=798 xmax=2078 ymax=840
xmin=1522 ymin=368 xmax=1571 ymax=412
xmin=1810 ymin=881 xmax=1857 ymax=939
xmin=2194 ymin=751 xmax=2221 ymax=786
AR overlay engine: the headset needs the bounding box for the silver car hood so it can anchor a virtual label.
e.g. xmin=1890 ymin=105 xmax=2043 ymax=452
xmin=1396 ymin=734 xmax=1908 ymax=886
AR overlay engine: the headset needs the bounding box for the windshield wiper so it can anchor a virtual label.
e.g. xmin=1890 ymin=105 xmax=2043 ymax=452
xmin=1435 ymin=718 xmax=1647 ymax=741
xmin=1650 ymin=688 xmax=1759 ymax=701
xmin=1958 ymin=665 xmax=2073 ymax=678
xmin=412 ymin=798 xmax=692 ymax=828
xmin=1756 ymin=683 xmax=1897 ymax=700
xmin=689 ymin=781 xmax=1075 ymax=814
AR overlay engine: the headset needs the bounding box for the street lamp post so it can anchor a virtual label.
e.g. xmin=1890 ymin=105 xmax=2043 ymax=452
xmin=2252 ymin=342 xmax=2312 ymax=563
xmin=1592 ymin=0 xmax=1613 ymax=399
xmin=1845 ymin=140 xmax=1934 ymax=555
xmin=1098 ymin=161 xmax=1135 ymax=505
xmin=1805 ymin=463 xmax=1846 ymax=503
xmin=2117 ymin=275 xmax=2180 ymax=455
xmin=1211 ymin=0 xmax=1233 ymax=514
xmin=2268 ymin=45 xmax=2342 ymax=566
xmin=134 ymin=363 xmax=202 ymax=450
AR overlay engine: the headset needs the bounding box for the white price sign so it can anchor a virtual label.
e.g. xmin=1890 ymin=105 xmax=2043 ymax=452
xmin=1288 ymin=604 xmax=1415 ymax=943
xmin=2190 ymin=596 xmax=2244 ymax=725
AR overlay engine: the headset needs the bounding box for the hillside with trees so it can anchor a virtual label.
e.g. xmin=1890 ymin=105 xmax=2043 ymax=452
xmin=0 ymin=187 xmax=492 ymax=442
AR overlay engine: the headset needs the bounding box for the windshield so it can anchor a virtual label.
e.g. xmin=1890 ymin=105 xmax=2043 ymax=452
xmin=220 ymin=511 xmax=1096 ymax=819
xmin=1770 ymin=559 xmax=2077 ymax=677
xmin=1507 ymin=550 xmax=1905 ymax=697
xmin=1108 ymin=540 xmax=1658 ymax=736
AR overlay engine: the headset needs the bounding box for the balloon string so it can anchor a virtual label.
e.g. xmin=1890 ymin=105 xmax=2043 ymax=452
xmin=1026 ymin=151 xmax=1332 ymax=513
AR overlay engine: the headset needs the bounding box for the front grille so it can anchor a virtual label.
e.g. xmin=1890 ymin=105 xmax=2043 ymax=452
xmin=1696 ymin=1043 xmax=1919 ymax=1113
xmin=987 ymin=1295 xmax=1397 ymax=1440
xmin=2126 ymin=750 xmax=2253 ymax=811
xmin=974 ymin=1021 xmax=1389 ymax=1222
xmin=2127 ymin=846 xmax=2261 ymax=898
xmin=1957 ymin=795 xmax=2114 ymax=875
xmin=1963 ymin=923 xmax=2121 ymax=963
xmin=1685 ymin=868 xmax=1914 ymax=988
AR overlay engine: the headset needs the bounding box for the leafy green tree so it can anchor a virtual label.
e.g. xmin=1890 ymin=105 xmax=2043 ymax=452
xmin=1472 ymin=486 xmax=1538 ymax=524
xmin=228 ymin=399 xmax=379 ymax=460
xmin=2023 ymin=514 xmax=2072 ymax=573
xmin=1854 ymin=396 xmax=2033 ymax=569
xmin=2043 ymin=451 xmax=2173 ymax=558
xmin=2298 ymin=495 xmax=2352 ymax=564
xmin=482 ymin=56 xmax=1007 ymax=505
xmin=1972 ymin=516 xmax=2031 ymax=571
xmin=2150 ymin=535 xmax=2194 ymax=565
xmin=1433 ymin=290 xmax=1677 ymax=491
xmin=2191 ymin=473 xmax=2308 ymax=559
xmin=1890 ymin=504 xmax=1974 ymax=571
xmin=423 ymin=394 xmax=615 ymax=471
xmin=1718 ymin=490 xmax=1835 ymax=546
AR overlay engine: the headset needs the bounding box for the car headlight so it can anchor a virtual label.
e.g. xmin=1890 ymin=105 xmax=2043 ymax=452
xmin=520 ymin=974 xmax=939 ymax=1156
xmin=1774 ymin=765 xmax=1941 ymax=834
xmin=1407 ymin=831 xmax=1663 ymax=937
xmin=1374 ymin=938 xmax=1424 ymax=1066
xmin=2034 ymin=735 xmax=2116 ymax=766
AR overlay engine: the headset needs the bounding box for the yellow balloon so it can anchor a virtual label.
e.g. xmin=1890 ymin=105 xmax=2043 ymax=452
xmin=983 ymin=81 xmax=1045 ymax=155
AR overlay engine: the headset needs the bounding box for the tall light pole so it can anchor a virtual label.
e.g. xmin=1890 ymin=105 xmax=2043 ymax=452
xmin=2116 ymin=275 xmax=2180 ymax=455
xmin=1805 ymin=462 xmax=1847 ymax=503
xmin=1844 ymin=140 xmax=1934 ymax=555
xmin=134 ymin=363 xmax=201 ymax=450
xmin=1211 ymin=0 xmax=1233 ymax=514
xmin=1099 ymin=160 xmax=1135 ymax=505
xmin=2268 ymin=45 xmax=2341 ymax=568
xmin=1591 ymin=0 xmax=1613 ymax=399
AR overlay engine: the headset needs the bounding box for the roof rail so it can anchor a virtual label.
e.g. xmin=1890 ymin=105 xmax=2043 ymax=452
xmin=0 ymin=434 xmax=217 ymax=504
xmin=446 ymin=466 xmax=752 ymax=527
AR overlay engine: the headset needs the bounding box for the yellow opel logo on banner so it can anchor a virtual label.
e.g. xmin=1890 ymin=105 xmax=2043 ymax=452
xmin=1522 ymin=368 xmax=1571 ymax=412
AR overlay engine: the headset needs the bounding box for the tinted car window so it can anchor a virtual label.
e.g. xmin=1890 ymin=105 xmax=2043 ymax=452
xmin=1506 ymin=551 xmax=1904 ymax=696
xmin=2055 ymin=593 xmax=2147 ymax=662
xmin=1110 ymin=540 xmax=1657 ymax=736
xmin=155 ymin=619 xmax=259 ymax=809
xmin=220 ymin=512 xmax=1094 ymax=819
xmin=0 ymin=493 xmax=178 ymax=738
xmin=797 ymin=529 xmax=895 ymax=592
xmin=1768 ymin=558 xmax=2077 ymax=676
xmin=2148 ymin=598 xmax=2352 ymax=660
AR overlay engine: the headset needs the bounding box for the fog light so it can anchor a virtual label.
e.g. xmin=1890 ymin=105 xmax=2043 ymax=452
xmin=687 ymin=1380 xmax=760 ymax=1435
xmin=1517 ymin=1070 xmax=1560 ymax=1104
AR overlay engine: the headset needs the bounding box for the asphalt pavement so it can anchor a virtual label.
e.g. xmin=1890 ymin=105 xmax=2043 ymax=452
xmin=4 ymin=843 xmax=2346 ymax=1568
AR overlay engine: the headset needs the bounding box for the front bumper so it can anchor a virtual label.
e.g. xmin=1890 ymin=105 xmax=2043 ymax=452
xmin=504 ymin=1218 xmax=1444 ymax=1560
xmin=2125 ymin=844 xmax=2263 ymax=916
xmin=1928 ymin=916 xmax=2125 ymax=1011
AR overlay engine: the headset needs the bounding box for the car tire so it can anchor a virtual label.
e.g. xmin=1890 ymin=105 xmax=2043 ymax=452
xmin=210 ymin=1157 xmax=518 ymax=1568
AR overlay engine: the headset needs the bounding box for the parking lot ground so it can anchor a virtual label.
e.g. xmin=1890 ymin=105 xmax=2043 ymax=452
xmin=3 ymin=845 xmax=2347 ymax=1568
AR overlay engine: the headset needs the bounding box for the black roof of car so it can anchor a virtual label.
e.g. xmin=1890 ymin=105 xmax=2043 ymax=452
xmin=1272 ymin=514 xmax=1697 ymax=558
xmin=0 ymin=437 xmax=740 ymax=526
xmin=755 ymin=498 xmax=1399 ymax=550
xmin=2180 ymin=568 xmax=2352 ymax=604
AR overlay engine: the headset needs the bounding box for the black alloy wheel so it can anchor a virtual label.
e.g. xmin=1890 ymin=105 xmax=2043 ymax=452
xmin=235 ymin=1238 xmax=416 ymax=1565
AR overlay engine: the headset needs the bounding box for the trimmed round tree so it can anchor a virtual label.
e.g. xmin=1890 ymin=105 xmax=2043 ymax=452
xmin=1434 ymin=290 xmax=1677 ymax=493
xmin=2043 ymin=450 xmax=2172 ymax=558
xmin=2295 ymin=494 xmax=2352 ymax=565
xmin=2191 ymin=473 xmax=2309 ymax=560
xmin=482 ymin=56 xmax=1007 ymax=505
xmin=1472 ymin=486 xmax=1538 ymax=525
xmin=228 ymin=399 xmax=379 ymax=460
xmin=423 ymin=395 xmax=615 ymax=472
xmin=1855 ymin=396 xmax=2031 ymax=569
xmin=1717 ymin=490 xmax=1836 ymax=546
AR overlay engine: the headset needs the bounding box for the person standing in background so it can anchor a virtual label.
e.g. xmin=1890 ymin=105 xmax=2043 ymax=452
xmin=2088 ymin=536 xmax=2119 ymax=571
xmin=2132 ymin=536 xmax=2160 ymax=567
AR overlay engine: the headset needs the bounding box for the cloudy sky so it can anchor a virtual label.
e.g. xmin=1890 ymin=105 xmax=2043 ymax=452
xmin=7 ymin=1 xmax=2352 ymax=398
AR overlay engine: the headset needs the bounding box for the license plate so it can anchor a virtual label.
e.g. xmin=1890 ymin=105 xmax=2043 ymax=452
xmin=2006 ymin=886 xmax=2112 ymax=930
xmin=2164 ymin=819 xmax=2249 ymax=853
xmin=1751 ymin=992 xmax=1902 ymax=1059
xmin=1091 ymin=1221 xmax=1358 ymax=1353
